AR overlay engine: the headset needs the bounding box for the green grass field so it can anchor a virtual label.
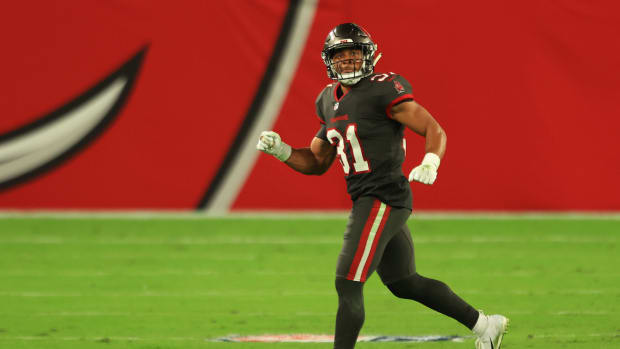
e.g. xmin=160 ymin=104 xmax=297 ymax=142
xmin=0 ymin=215 xmax=618 ymax=349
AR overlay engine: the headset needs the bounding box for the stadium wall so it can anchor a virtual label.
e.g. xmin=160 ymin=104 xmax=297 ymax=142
xmin=2 ymin=0 xmax=619 ymax=211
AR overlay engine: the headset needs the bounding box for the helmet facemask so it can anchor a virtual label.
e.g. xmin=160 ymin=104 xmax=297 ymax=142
xmin=322 ymin=42 xmax=376 ymax=85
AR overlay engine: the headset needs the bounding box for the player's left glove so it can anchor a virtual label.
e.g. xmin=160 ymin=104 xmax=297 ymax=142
xmin=408 ymin=153 xmax=441 ymax=185
xmin=256 ymin=131 xmax=292 ymax=162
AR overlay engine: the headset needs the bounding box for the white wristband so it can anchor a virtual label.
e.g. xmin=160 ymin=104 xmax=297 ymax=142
xmin=421 ymin=152 xmax=441 ymax=169
xmin=275 ymin=143 xmax=292 ymax=162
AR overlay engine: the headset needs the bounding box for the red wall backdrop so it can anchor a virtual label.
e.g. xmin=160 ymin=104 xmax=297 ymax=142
xmin=2 ymin=0 xmax=620 ymax=210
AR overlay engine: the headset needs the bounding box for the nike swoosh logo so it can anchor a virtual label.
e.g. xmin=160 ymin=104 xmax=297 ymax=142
xmin=0 ymin=46 xmax=147 ymax=191
xmin=490 ymin=337 xmax=494 ymax=349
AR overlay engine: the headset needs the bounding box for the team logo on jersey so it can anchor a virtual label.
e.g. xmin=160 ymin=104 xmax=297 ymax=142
xmin=393 ymin=80 xmax=405 ymax=94
xmin=334 ymin=102 xmax=339 ymax=110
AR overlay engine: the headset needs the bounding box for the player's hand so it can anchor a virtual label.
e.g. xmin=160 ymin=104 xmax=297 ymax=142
xmin=408 ymin=153 xmax=440 ymax=185
xmin=256 ymin=131 xmax=292 ymax=162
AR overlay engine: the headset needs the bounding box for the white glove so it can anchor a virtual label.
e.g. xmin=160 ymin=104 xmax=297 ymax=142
xmin=409 ymin=153 xmax=441 ymax=185
xmin=256 ymin=131 xmax=292 ymax=162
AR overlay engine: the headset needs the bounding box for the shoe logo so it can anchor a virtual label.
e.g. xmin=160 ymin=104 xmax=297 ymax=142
xmin=489 ymin=337 xmax=494 ymax=349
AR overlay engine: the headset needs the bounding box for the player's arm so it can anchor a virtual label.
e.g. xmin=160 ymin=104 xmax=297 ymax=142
xmin=257 ymin=132 xmax=336 ymax=175
xmin=285 ymin=137 xmax=336 ymax=175
xmin=391 ymin=100 xmax=447 ymax=185
xmin=391 ymin=100 xmax=446 ymax=157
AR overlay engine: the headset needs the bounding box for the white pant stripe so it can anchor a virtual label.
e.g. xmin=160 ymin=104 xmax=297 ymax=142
xmin=353 ymin=203 xmax=386 ymax=281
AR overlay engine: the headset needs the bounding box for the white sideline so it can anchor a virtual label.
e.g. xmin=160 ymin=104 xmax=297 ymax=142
xmin=0 ymin=210 xmax=619 ymax=220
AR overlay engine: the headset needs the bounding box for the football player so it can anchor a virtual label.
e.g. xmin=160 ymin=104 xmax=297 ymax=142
xmin=257 ymin=23 xmax=508 ymax=349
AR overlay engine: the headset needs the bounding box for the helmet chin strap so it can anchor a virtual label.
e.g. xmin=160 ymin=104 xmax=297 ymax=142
xmin=339 ymin=71 xmax=363 ymax=85
xmin=337 ymin=52 xmax=382 ymax=86
xmin=338 ymin=59 xmax=366 ymax=85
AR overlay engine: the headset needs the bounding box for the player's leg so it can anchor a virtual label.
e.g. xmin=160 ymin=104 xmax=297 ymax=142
xmin=377 ymin=224 xmax=479 ymax=329
xmin=333 ymin=278 xmax=364 ymax=349
xmin=377 ymin=224 xmax=509 ymax=348
xmin=334 ymin=196 xmax=411 ymax=349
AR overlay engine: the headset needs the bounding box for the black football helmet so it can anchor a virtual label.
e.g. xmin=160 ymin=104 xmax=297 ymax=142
xmin=321 ymin=23 xmax=380 ymax=85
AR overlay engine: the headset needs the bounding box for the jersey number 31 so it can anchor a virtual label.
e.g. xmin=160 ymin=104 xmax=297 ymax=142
xmin=327 ymin=124 xmax=370 ymax=175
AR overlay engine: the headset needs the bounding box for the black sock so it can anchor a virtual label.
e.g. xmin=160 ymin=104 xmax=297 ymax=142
xmin=386 ymin=273 xmax=479 ymax=329
xmin=334 ymin=278 xmax=365 ymax=349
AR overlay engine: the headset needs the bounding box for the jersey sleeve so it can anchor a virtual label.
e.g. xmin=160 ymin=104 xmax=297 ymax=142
xmin=314 ymin=90 xmax=328 ymax=140
xmin=378 ymin=74 xmax=415 ymax=119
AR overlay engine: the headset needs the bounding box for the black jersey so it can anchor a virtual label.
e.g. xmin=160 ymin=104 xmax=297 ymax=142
xmin=315 ymin=73 xmax=414 ymax=210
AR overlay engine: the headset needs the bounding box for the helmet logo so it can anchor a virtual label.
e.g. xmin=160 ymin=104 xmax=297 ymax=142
xmin=337 ymin=39 xmax=353 ymax=44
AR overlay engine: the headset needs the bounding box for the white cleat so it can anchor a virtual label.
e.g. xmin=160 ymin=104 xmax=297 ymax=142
xmin=475 ymin=314 xmax=509 ymax=349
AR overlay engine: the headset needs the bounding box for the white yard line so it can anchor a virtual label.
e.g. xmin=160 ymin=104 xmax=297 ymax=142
xmin=0 ymin=269 xmax=611 ymax=277
xmin=0 ymin=289 xmax=615 ymax=297
xmin=9 ymin=310 xmax=609 ymax=317
xmin=0 ymin=236 xmax=616 ymax=245
xmin=1 ymin=270 xmax=618 ymax=278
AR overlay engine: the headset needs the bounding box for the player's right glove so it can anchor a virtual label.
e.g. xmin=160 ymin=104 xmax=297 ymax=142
xmin=408 ymin=153 xmax=440 ymax=185
xmin=256 ymin=131 xmax=292 ymax=162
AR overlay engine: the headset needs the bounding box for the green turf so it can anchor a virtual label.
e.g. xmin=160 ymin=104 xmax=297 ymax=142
xmin=0 ymin=216 xmax=618 ymax=348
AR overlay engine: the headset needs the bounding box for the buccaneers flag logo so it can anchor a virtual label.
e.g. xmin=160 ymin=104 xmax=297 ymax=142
xmin=393 ymin=80 xmax=405 ymax=94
